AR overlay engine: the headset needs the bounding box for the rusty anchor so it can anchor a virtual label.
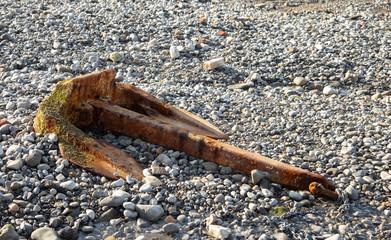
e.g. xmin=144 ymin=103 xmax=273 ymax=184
xmin=34 ymin=69 xmax=337 ymax=199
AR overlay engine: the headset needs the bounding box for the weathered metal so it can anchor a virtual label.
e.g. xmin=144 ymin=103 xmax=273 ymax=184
xmin=34 ymin=69 xmax=337 ymax=199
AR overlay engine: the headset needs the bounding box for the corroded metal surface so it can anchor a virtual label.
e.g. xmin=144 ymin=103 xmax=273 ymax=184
xmin=34 ymin=69 xmax=337 ymax=199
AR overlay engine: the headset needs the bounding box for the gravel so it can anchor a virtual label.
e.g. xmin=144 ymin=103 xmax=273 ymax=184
xmin=0 ymin=0 xmax=391 ymax=239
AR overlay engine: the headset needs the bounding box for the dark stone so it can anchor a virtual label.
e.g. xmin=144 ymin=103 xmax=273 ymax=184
xmin=58 ymin=227 xmax=78 ymax=240
xmin=98 ymin=208 xmax=120 ymax=222
xmin=49 ymin=217 xmax=62 ymax=228
xmin=25 ymin=152 xmax=42 ymax=167
xmin=137 ymin=218 xmax=150 ymax=228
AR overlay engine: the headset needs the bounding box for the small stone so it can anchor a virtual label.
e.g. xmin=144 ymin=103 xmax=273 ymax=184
xmin=6 ymin=145 xmax=21 ymax=156
xmin=0 ymin=224 xmax=19 ymax=240
xmin=49 ymin=218 xmax=62 ymax=228
xmin=162 ymin=223 xmax=180 ymax=233
xmin=293 ymin=77 xmax=308 ymax=86
xmin=345 ymin=186 xmax=359 ymax=200
xmin=31 ymin=227 xmax=59 ymax=240
xmin=165 ymin=215 xmax=176 ymax=223
xmin=25 ymin=152 xmax=42 ymax=167
xmin=371 ymin=93 xmax=383 ymax=100
xmin=143 ymin=176 xmax=162 ymax=187
xmin=6 ymin=160 xmax=23 ymax=170
xmin=136 ymin=218 xmax=150 ymax=228
xmin=123 ymin=202 xmax=136 ymax=210
xmin=208 ymin=225 xmax=231 ymax=239
xmin=105 ymin=237 xmax=117 ymax=240
xmin=99 ymin=196 xmax=124 ymax=207
xmin=220 ymin=167 xmax=232 ymax=175
xmin=262 ymin=188 xmax=273 ymax=198
xmin=60 ymin=180 xmax=76 ymax=190
xmin=47 ymin=133 xmax=58 ymax=142
xmin=273 ymin=232 xmax=288 ymax=240
xmin=325 ymin=234 xmax=342 ymax=240
xmin=111 ymin=178 xmax=125 ymax=188
xmin=81 ymin=226 xmax=94 ymax=233
xmin=203 ymin=58 xmax=224 ymax=70
xmin=124 ymin=210 xmax=138 ymax=218
xmin=92 ymin=190 xmax=108 ymax=198
xmin=202 ymin=162 xmax=218 ymax=171
xmin=380 ymin=171 xmax=391 ymax=180
xmin=98 ymin=208 xmax=120 ymax=222
xmin=251 ymin=169 xmax=269 ymax=184
xmin=156 ymin=154 xmax=173 ymax=166
xmin=250 ymin=73 xmax=260 ymax=82
xmin=8 ymin=203 xmax=19 ymax=212
xmin=0 ymin=124 xmax=10 ymax=134
xmin=56 ymin=65 xmax=73 ymax=73
xmin=323 ymin=86 xmax=337 ymax=95
xmin=169 ymin=45 xmax=180 ymax=59
xmin=139 ymin=183 xmax=153 ymax=192
xmin=289 ymin=47 xmax=298 ymax=52
xmin=341 ymin=146 xmax=356 ymax=155
xmin=86 ymin=209 xmax=95 ymax=220
xmin=58 ymin=227 xmax=78 ymax=240
xmin=135 ymin=204 xmax=164 ymax=221
xmin=289 ymin=191 xmax=303 ymax=201
xmin=109 ymin=52 xmax=124 ymax=62
xmin=228 ymin=82 xmax=254 ymax=90
xmin=150 ymin=166 xmax=169 ymax=175
xmin=112 ymin=189 xmax=131 ymax=199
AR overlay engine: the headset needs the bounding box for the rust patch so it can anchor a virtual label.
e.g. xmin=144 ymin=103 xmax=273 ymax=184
xmin=34 ymin=69 xmax=338 ymax=199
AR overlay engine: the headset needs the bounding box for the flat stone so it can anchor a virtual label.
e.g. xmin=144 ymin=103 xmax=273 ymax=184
xmin=139 ymin=183 xmax=153 ymax=192
xmin=289 ymin=191 xmax=303 ymax=201
xmin=0 ymin=224 xmax=19 ymax=240
xmin=380 ymin=171 xmax=391 ymax=180
xmin=112 ymin=189 xmax=131 ymax=199
xmin=5 ymin=145 xmax=22 ymax=156
xmin=162 ymin=223 xmax=180 ymax=233
xmin=208 ymin=225 xmax=231 ymax=239
xmin=323 ymin=86 xmax=337 ymax=95
xmin=60 ymin=180 xmax=76 ymax=190
xmin=31 ymin=227 xmax=59 ymax=240
xmin=203 ymin=57 xmax=224 ymax=70
xmin=25 ymin=152 xmax=42 ymax=167
xmin=202 ymin=162 xmax=218 ymax=171
xmin=143 ymin=176 xmax=162 ymax=187
xmin=135 ymin=204 xmax=164 ymax=221
xmin=99 ymin=196 xmax=124 ymax=207
xmin=110 ymin=178 xmax=125 ymax=188
xmin=325 ymin=234 xmax=342 ymax=240
xmin=156 ymin=154 xmax=173 ymax=166
xmin=6 ymin=160 xmax=23 ymax=170
xmin=293 ymin=77 xmax=308 ymax=86
xmin=98 ymin=208 xmax=121 ymax=222
xmin=228 ymin=82 xmax=254 ymax=90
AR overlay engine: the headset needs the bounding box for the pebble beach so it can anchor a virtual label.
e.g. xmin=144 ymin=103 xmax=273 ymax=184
xmin=1 ymin=0 xmax=391 ymax=239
